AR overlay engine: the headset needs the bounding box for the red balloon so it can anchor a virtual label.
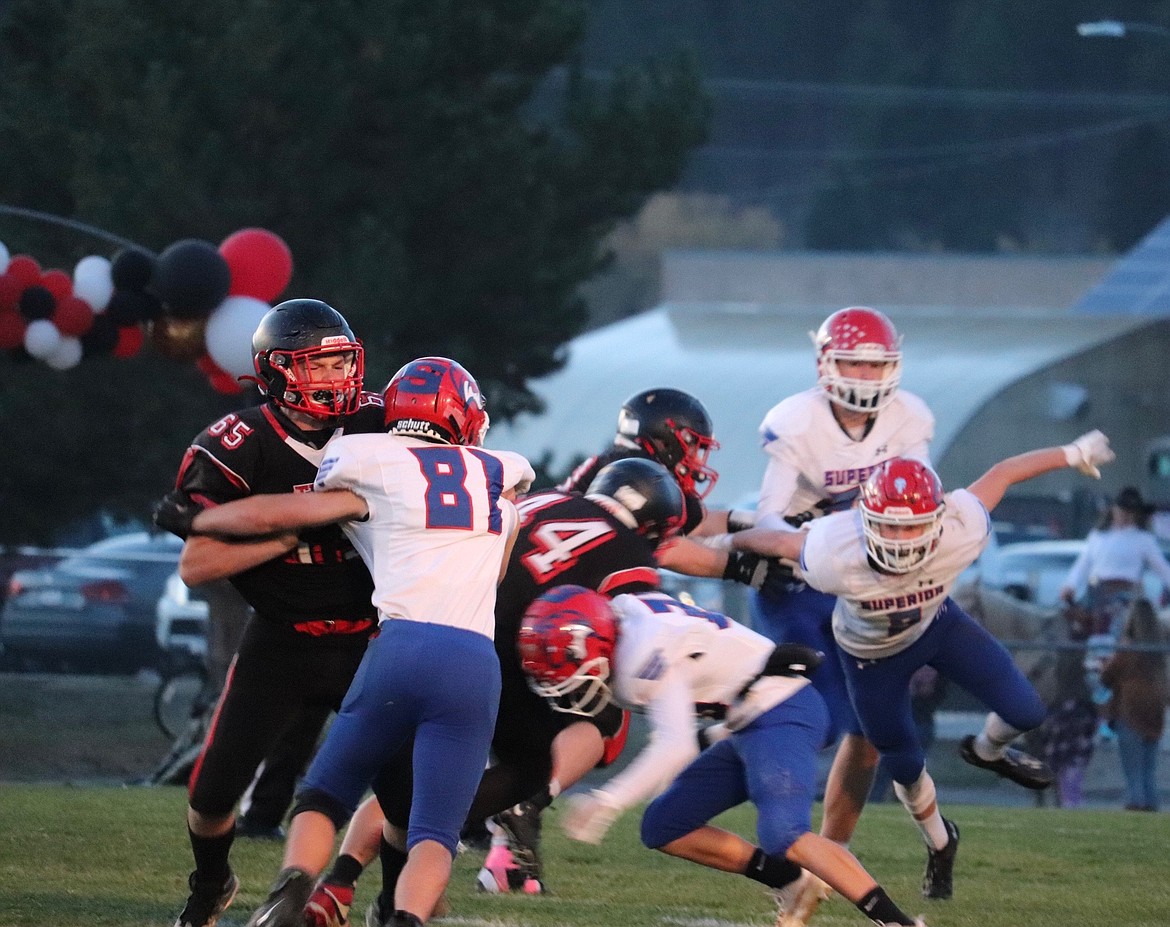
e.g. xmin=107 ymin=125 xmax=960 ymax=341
xmin=6 ymin=255 xmax=41 ymax=289
xmin=0 ymin=274 xmax=21 ymax=312
xmin=40 ymin=269 xmax=74 ymax=303
xmin=219 ymin=228 xmax=293 ymax=302
xmin=208 ymin=369 xmax=244 ymax=394
xmin=0 ymin=311 xmax=26 ymax=349
xmin=53 ymin=296 xmax=95 ymax=337
xmin=112 ymin=324 xmax=145 ymax=358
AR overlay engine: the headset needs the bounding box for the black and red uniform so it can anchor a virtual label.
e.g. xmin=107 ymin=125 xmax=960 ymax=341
xmin=560 ymin=447 xmax=706 ymax=535
xmin=178 ymin=396 xmax=384 ymax=818
xmin=381 ymin=487 xmax=663 ymax=828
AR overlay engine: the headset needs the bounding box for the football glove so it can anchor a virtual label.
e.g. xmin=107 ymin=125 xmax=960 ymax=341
xmin=723 ymin=551 xmax=796 ymax=596
xmin=562 ymin=789 xmax=622 ymax=845
xmin=1061 ymin=429 xmax=1114 ymax=479
xmin=152 ymin=490 xmax=202 ymax=540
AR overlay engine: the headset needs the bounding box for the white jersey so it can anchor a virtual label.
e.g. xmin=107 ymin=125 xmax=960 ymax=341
xmin=800 ymin=488 xmax=991 ymax=659
xmin=315 ymin=433 xmax=534 ymax=639
xmin=598 ymin=592 xmax=809 ymax=813
xmin=756 ymin=387 xmax=934 ymax=529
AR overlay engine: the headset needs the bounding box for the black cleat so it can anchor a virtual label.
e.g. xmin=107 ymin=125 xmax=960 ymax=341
xmin=244 ymin=867 xmax=314 ymax=927
xmin=174 ymin=869 xmax=239 ymax=927
xmin=959 ymin=735 xmax=1053 ymax=790
xmin=492 ymin=800 xmax=545 ymax=888
xmin=923 ymin=818 xmax=959 ymax=900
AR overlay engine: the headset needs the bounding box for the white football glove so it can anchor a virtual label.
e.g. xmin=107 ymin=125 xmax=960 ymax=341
xmin=562 ymin=789 xmax=622 ymax=845
xmin=1061 ymin=429 xmax=1114 ymax=479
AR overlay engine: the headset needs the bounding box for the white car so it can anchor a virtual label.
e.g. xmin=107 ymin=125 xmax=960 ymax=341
xmin=155 ymin=570 xmax=209 ymax=669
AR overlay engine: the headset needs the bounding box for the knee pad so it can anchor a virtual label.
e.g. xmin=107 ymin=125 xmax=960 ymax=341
xmin=291 ymin=787 xmax=352 ymax=831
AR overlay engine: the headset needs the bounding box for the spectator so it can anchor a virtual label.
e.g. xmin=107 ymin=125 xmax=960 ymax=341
xmin=1034 ymin=648 xmax=1098 ymax=809
xmin=1100 ymin=598 xmax=1169 ymax=812
xmin=1059 ymin=487 xmax=1170 ymax=639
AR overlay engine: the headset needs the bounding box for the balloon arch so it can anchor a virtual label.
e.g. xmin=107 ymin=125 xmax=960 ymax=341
xmin=0 ymin=226 xmax=294 ymax=394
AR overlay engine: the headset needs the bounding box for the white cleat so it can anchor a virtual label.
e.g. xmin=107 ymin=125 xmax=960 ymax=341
xmin=774 ymin=871 xmax=834 ymax=927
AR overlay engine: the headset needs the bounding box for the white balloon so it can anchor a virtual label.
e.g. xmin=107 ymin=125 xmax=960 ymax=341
xmin=45 ymin=336 xmax=83 ymax=370
xmin=24 ymin=319 xmax=63 ymax=359
xmin=205 ymin=295 xmax=271 ymax=378
xmin=73 ymin=255 xmax=115 ymax=312
xmin=0 ymin=240 xmax=9 ymax=274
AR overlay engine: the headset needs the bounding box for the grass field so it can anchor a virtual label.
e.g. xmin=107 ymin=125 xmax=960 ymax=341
xmin=1 ymin=784 xmax=1168 ymax=927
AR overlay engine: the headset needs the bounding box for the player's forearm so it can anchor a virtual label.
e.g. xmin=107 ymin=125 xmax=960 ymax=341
xmin=657 ymin=536 xmax=728 ymax=577
xmin=178 ymin=533 xmax=298 ymax=585
xmin=968 ymin=447 xmax=1067 ymax=511
xmin=596 ymin=732 xmax=699 ymax=812
xmin=729 ymin=526 xmax=805 ymax=562
xmin=193 ymin=490 xmax=364 ymax=537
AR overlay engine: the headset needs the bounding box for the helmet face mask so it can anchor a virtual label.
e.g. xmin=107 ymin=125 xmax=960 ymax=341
xmin=813 ymin=307 xmax=903 ymax=414
xmin=252 ymin=299 xmax=365 ymax=419
xmin=383 ymin=356 xmax=489 ymax=446
xmin=518 ymin=585 xmax=618 ymax=717
xmin=860 ymin=459 xmax=946 ymax=573
xmin=616 ymin=388 xmax=720 ymax=499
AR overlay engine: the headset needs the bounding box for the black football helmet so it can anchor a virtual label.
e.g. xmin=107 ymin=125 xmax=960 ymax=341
xmin=615 ymin=388 xmax=719 ymax=499
xmin=585 ymin=457 xmax=685 ymax=544
xmin=251 ymin=298 xmax=364 ymax=418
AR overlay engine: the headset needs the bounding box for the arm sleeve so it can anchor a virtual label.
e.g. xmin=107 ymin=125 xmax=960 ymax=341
xmin=596 ymin=670 xmax=699 ymax=812
xmin=755 ymin=450 xmax=800 ymax=531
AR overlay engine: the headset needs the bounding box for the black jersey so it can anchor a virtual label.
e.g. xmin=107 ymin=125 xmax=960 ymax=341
xmin=558 ymin=446 xmax=706 ymax=535
xmin=495 ymin=489 xmax=663 ymax=646
xmin=174 ymin=395 xmax=385 ymax=624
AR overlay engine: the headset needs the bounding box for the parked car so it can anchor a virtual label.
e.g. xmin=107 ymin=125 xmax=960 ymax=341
xmin=155 ymin=570 xmax=210 ymax=672
xmin=0 ymin=531 xmax=183 ymax=673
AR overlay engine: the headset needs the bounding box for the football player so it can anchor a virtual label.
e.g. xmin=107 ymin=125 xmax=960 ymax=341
xmin=305 ymin=456 xmax=686 ymax=927
xmin=745 ymin=307 xmax=935 ymax=924
xmin=519 ymin=586 xmax=927 ymax=927
xmin=153 ymin=298 xmax=385 ymax=927
xmin=192 ymin=356 xmax=534 ymax=927
xmin=722 ymin=430 xmax=1115 ymax=902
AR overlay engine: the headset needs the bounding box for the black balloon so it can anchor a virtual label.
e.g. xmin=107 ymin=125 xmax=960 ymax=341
xmin=18 ymin=285 xmax=56 ymax=321
xmin=106 ymin=289 xmax=160 ymax=325
xmin=111 ymin=248 xmax=157 ymax=292
xmin=151 ymin=239 xmax=231 ymax=320
xmin=80 ymin=314 xmax=120 ymax=356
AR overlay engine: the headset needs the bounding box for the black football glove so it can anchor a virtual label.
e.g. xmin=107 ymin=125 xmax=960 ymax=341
xmin=722 ymin=551 xmax=796 ymax=596
xmin=152 ymin=490 xmax=202 ymax=540
xmin=761 ymin=642 xmax=824 ymax=679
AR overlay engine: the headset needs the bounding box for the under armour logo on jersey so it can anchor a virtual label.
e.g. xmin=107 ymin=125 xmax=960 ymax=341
xmin=874 ymin=444 xmax=888 ymax=457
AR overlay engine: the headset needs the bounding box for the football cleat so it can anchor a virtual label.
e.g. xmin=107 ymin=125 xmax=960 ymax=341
xmin=922 ymin=819 xmax=959 ymax=900
xmin=174 ymin=870 xmax=239 ymax=927
xmin=959 ymin=735 xmax=1053 ymax=790
xmin=492 ymin=801 xmax=544 ymax=885
xmin=476 ymin=845 xmax=528 ymax=893
xmin=773 ymin=870 xmax=833 ymax=927
xmin=244 ymin=868 xmax=314 ymax=927
xmin=306 ymin=881 xmax=353 ymax=927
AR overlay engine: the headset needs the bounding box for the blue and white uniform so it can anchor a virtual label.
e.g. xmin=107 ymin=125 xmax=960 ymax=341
xmin=751 ymin=386 xmax=933 ymax=740
xmin=574 ymin=593 xmax=828 ymax=857
xmin=299 ymin=432 xmax=533 ymax=854
xmin=799 ymin=489 xmax=1046 ymax=784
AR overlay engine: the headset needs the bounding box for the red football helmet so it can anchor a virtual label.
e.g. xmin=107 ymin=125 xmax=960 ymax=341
xmin=251 ymin=299 xmax=365 ymax=418
xmin=517 ymin=585 xmax=618 ymax=717
xmin=383 ymin=356 xmax=489 ymax=446
xmin=812 ymin=306 xmax=902 ymax=413
xmin=859 ymin=458 xmax=946 ymax=573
